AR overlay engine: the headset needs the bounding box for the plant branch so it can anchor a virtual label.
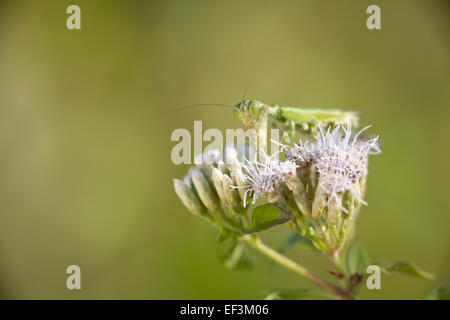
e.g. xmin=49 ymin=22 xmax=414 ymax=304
xmin=241 ymin=234 xmax=355 ymax=300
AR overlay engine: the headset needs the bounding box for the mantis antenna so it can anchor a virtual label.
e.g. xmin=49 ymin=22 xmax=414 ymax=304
xmin=176 ymin=103 xmax=234 ymax=111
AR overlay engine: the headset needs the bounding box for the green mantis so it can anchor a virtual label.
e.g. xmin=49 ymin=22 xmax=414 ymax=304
xmin=233 ymin=100 xmax=359 ymax=150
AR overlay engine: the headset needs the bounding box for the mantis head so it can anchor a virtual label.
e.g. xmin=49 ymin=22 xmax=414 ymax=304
xmin=233 ymin=100 xmax=267 ymax=129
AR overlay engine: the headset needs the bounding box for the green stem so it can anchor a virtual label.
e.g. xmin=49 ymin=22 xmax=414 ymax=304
xmin=241 ymin=235 xmax=355 ymax=300
xmin=329 ymin=252 xmax=349 ymax=289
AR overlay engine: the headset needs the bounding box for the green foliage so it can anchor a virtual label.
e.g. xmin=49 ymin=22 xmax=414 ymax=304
xmin=216 ymin=230 xmax=253 ymax=270
xmin=377 ymin=260 xmax=434 ymax=280
xmin=263 ymin=288 xmax=332 ymax=300
xmin=249 ymin=204 xmax=292 ymax=233
xmin=346 ymin=242 xmax=370 ymax=275
xmin=268 ymin=232 xmax=319 ymax=272
xmin=279 ymin=231 xmax=318 ymax=252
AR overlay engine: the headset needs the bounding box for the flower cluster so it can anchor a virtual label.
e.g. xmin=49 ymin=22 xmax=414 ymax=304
xmin=239 ymin=152 xmax=298 ymax=206
xmin=237 ymin=124 xmax=379 ymax=254
xmin=289 ymin=125 xmax=379 ymax=212
xmin=244 ymin=126 xmax=378 ymax=206
xmin=173 ymin=147 xmax=253 ymax=231
xmin=174 ymin=124 xmax=380 ymax=256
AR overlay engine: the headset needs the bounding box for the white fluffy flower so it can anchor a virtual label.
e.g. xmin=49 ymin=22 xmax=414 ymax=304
xmin=286 ymin=140 xmax=319 ymax=168
xmin=235 ymin=124 xmax=379 ymax=211
xmin=194 ymin=149 xmax=220 ymax=166
xmin=314 ymin=124 xmax=379 ymax=210
xmin=238 ymin=152 xmax=298 ymax=207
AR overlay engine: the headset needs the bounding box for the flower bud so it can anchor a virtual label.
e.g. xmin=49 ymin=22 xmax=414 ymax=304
xmin=229 ymin=157 xmax=248 ymax=205
xmin=222 ymin=174 xmax=239 ymax=207
xmin=195 ymin=149 xmax=220 ymax=166
xmin=204 ymin=149 xmax=220 ymax=165
xmin=326 ymin=197 xmax=341 ymax=228
xmin=312 ymin=184 xmax=327 ymax=219
xmin=217 ymin=160 xmax=229 ymax=175
xmin=173 ymin=179 xmax=205 ymax=215
xmin=194 ymin=149 xmax=220 ymax=180
xmin=224 ymin=145 xmax=238 ymax=164
xmin=212 ymin=168 xmax=239 ymax=208
xmin=342 ymin=190 xmax=355 ymax=221
xmin=285 ymin=176 xmax=311 ymax=217
xmin=212 ymin=167 xmax=226 ymax=202
xmin=183 ymin=172 xmax=193 ymax=187
xmin=190 ymin=167 xmax=219 ymax=212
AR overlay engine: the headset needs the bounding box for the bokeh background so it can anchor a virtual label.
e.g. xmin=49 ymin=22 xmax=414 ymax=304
xmin=0 ymin=0 xmax=448 ymax=299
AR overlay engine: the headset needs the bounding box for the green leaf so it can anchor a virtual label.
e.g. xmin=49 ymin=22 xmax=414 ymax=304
xmin=346 ymin=242 xmax=369 ymax=275
xmin=217 ymin=229 xmax=233 ymax=242
xmin=374 ymin=260 xmax=435 ymax=281
xmin=386 ymin=261 xmax=434 ymax=280
xmin=424 ymin=283 xmax=449 ymax=300
xmin=249 ymin=204 xmax=292 ymax=233
xmin=268 ymin=232 xmax=318 ymax=273
xmin=279 ymin=231 xmax=318 ymax=252
xmin=216 ymin=230 xmax=253 ymax=270
xmin=263 ymin=288 xmax=332 ymax=300
xmin=372 ymin=259 xmax=391 ymax=274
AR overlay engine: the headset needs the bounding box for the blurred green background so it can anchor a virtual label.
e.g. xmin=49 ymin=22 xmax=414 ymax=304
xmin=0 ymin=0 xmax=448 ymax=299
